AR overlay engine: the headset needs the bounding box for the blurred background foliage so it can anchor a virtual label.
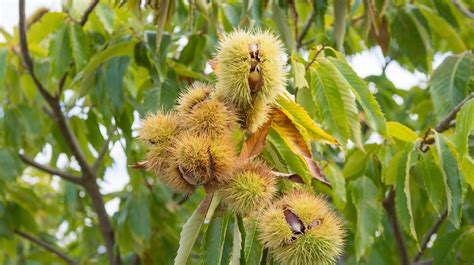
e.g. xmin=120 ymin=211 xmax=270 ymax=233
xmin=0 ymin=0 xmax=473 ymax=264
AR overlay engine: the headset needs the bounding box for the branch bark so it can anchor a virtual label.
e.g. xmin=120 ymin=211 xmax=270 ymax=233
xmin=19 ymin=154 xmax=83 ymax=185
xmin=412 ymin=209 xmax=448 ymax=263
xmin=80 ymin=0 xmax=100 ymax=26
xmin=434 ymin=92 xmax=474 ymax=132
xmin=296 ymin=10 xmax=316 ymax=49
xmin=383 ymin=189 xmax=409 ymax=265
xmin=15 ymin=230 xmax=78 ymax=265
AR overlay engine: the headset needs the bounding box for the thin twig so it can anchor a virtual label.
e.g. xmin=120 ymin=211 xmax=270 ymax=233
xmin=288 ymin=0 xmax=299 ymax=42
xmin=434 ymin=92 xmax=474 ymax=132
xmin=383 ymin=189 xmax=409 ymax=265
xmin=305 ymin=45 xmax=327 ymax=71
xmin=452 ymin=0 xmax=474 ymax=19
xmin=15 ymin=230 xmax=78 ymax=265
xmin=155 ymin=0 xmax=170 ymax=54
xmin=296 ymin=10 xmax=316 ymax=49
xmin=80 ymin=0 xmax=99 ymax=26
xmin=413 ymin=209 xmax=448 ymax=262
xmin=92 ymin=134 xmax=113 ymax=173
xmin=19 ymin=154 xmax=83 ymax=185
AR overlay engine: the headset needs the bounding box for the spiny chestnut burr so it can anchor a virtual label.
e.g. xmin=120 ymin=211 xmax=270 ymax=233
xmin=181 ymin=98 xmax=238 ymax=138
xmin=213 ymin=29 xmax=287 ymax=132
xmin=218 ymin=159 xmax=276 ymax=216
xmin=175 ymin=82 xmax=212 ymax=116
xmin=171 ymin=133 xmax=236 ymax=187
xmin=258 ymin=190 xmax=345 ymax=265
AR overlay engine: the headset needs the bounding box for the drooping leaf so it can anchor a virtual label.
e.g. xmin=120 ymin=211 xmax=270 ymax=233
xmin=174 ymin=195 xmax=219 ymax=265
xmin=435 ymin=134 xmax=465 ymax=228
xmin=243 ymin=218 xmax=263 ymax=265
xmin=430 ymin=52 xmax=472 ymax=119
xmin=454 ymin=99 xmax=474 ymax=160
xmin=417 ymin=5 xmax=466 ymax=53
xmin=394 ymin=145 xmax=418 ymax=243
xmin=418 ymin=150 xmax=446 ymax=215
xmin=432 ymin=227 xmax=474 ymax=265
xmin=271 ymin=108 xmax=329 ymax=185
xmin=68 ymin=23 xmax=90 ymax=71
xmin=49 ymin=23 xmax=72 ymax=78
xmin=309 ymin=59 xmax=363 ymax=149
xmin=333 ymin=0 xmax=346 ymax=51
xmin=391 ymin=6 xmax=432 ymax=72
xmin=275 ymin=94 xmax=338 ymax=145
xmin=230 ymin=216 xmax=242 ymax=265
xmin=202 ymin=212 xmax=232 ymax=265
xmin=0 ymin=149 xmax=22 ymax=182
xmin=386 ymin=121 xmax=418 ymax=142
xmin=240 ymin=120 xmax=271 ymax=159
xmin=350 ymin=176 xmax=383 ymax=260
xmin=327 ymin=56 xmax=388 ymax=138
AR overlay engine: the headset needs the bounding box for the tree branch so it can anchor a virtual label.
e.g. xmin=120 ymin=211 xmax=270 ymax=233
xmin=92 ymin=134 xmax=112 ymax=173
xmin=305 ymin=44 xmax=327 ymax=71
xmin=19 ymin=2 xmax=121 ymax=264
xmin=18 ymin=0 xmax=55 ymax=104
xmin=412 ymin=209 xmax=448 ymax=263
xmin=452 ymin=0 xmax=474 ymax=19
xmin=434 ymin=92 xmax=474 ymax=132
xmin=383 ymin=189 xmax=409 ymax=265
xmin=15 ymin=230 xmax=78 ymax=265
xmin=296 ymin=10 xmax=316 ymax=49
xmin=19 ymin=154 xmax=83 ymax=185
xmin=80 ymin=0 xmax=99 ymax=26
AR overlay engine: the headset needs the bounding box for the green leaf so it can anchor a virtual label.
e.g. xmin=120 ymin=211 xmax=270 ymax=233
xmin=391 ymin=6 xmax=432 ymax=72
xmin=203 ymin=212 xmax=231 ymax=265
xmin=430 ymin=52 xmax=472 ymax=119
xmin=333 ymin=0 xmax=346 ymax=51
xmin=0 ymin=149 xmax=22 ymax=182
xmin=326 ymin=163 xmax=347 ymax=210
xmin=128 ymin=190 xmax=150 ymax=245
xmin=418 ymin=151 xmax=446 ymax=215
xmin=386 ymin=121 xmax=418 ymax=142
xmin=291 ymin=53 xmax=308 ymax=89
xmin=275 ymin=94 xmax=338 ymax=145
xmin=0 ymin=48 xmax=7 ymax=83
xmin=394 ymin=145 xmax=418 ymax=243
xmin=105 ymin=56 xmax=129 ymax=112
xmin=230 ymin=216 xmax=242 ymax=265
xmin=309 ymin=59 xmax=362 ymax=149
xmin=243 ymin=219 xmax=263 ymax=265
xmin=435 ymin=134 xmax=465 ymax=228
xmin=174 ymin=195 xmax=220 ymax=265
xmin=27 ymin=12 xmax=67 ymax=43
xmin=432 ymin=227 xmax=474 ymax=265
xmin=350 ymin=176 xmax=383 ymax=260
xmin=417 ymin=5 xmax=466 ymax=53
xmin=49 ymin=23 xmax=72 ymax=78
xmin=328 ymin=57 xmax=388 ymax=138
xmin=454 ymin=99 xmax=474 ymax=159
xmin=69 ymin=23 xmax=90 ymax=71
xmin=271 ymin=1 xmax=295 ymax=51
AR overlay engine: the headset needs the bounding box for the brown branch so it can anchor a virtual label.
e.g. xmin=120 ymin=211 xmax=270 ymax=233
xmin=18 ymin=0 xmax=55 ymax=104
xmin=305 ymin=45 xmax=327 ymax=71
xmin=434 ymin=92 xmax=474 ymax=132
xmin=80 ymin=0 xmax=99 ymax=26
xmin=19 ymin=154 xmax=83 ymax=185
xmin=19 ymin=2 xmax=121 ymax=264
xmin=297 ymin=10 xmax=316 ymax=49
xmin=82 ymin=178 xmax=122 ymax=265
xmin=383 ymin=189 xmax=409 ymax=265
xmin=15 ymin=230 xmax=78 ymax=265
xmin=452 ymin=0 xmax=474 ymax=19
xmin=412 ymin=209 xmax=448 ymax=262
xmin=92 ymin=134 xmax=112 ymax=173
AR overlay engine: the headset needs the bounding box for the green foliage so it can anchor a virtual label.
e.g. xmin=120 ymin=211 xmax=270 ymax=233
xmin=0 ymin=0 xmax=473 ymax=264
